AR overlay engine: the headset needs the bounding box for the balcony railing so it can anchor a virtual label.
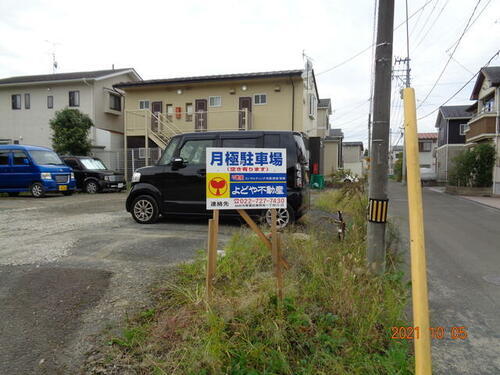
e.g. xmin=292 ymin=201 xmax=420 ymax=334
xmin=465 ymin=114 xmax=497 ymax=141
xmin=125 ymin=108 xmax=252 ymax=135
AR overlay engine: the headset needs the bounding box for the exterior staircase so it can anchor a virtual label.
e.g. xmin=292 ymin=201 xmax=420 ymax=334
xmin=125 ymin=110 xmax=182 ymax=149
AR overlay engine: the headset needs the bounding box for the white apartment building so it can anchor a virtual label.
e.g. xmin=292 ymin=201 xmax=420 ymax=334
xmin=0 ymin=68 xmax=141 ymax=151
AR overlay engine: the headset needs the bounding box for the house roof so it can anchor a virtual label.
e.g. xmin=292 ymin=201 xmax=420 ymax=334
xmin=435 ymin=104 xmax=472 ymax=127
xmin=318 ymin=98 xmax=331 ymax=108
xmin=439 ymin=105 xmax=472 ymax=119
xmin=470 ymin=66 xmax=500 ymax=100
xmin=418 ymin=132 xmax=438 ymax=140
xmin=114 ymin=69 xmax=304 ymax=88
xmin=328 ymin=128 xmax=344 ymax=138
xmin=0 ymin=68 xmax=140 ymax=87
xmin=318 ymin=98 xmax=332 ymax=114
xmin=343 ymin=141 xmax=364 ymax=150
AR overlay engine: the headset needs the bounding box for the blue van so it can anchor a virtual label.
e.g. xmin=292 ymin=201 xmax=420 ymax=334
xmin=0 ymin=145 xmax=76 ymax=198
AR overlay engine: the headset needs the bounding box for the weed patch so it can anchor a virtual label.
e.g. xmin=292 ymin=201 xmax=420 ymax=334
xmin=88 ymin=186 xmax=412 ymax=374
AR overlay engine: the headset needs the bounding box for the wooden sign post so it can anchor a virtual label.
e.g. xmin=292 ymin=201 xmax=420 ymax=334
xmin=270 ymin=209 xmax=284 ymax=300
xmin=206 ymin=210 xmax=219 ymax=300
xmin=205 ymin=147 xmax=288 ymax=302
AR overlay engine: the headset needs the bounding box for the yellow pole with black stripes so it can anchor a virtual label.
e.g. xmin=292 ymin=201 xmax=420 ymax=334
xmin=403 ymin=87 xmax=432 ymax=375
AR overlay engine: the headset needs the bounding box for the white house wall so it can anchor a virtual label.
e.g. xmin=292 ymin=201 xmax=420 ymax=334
xmin=0 ymin=82 xmax=91 ymax=148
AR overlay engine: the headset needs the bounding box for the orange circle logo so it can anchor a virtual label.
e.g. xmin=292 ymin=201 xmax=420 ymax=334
xmin=209 ymin=177 xmax=228 ymax=196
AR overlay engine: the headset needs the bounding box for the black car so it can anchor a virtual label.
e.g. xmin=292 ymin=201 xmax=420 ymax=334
xmin=61 ymin=156 xmax=126 ymax=193
xmin=125 ymin=131 xmax=310 ymax=227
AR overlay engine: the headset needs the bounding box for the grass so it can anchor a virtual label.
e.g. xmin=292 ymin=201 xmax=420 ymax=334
xmin=93 ymin=184 xmax=413 ymax=374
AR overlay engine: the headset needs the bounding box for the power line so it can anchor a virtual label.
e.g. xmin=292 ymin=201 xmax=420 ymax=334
xmin=445 ymin=0 xmax=493 ymax=54
xmin=413 ymin=0 xmax=450 ymax=49
xmin=411 ymin=0 xmax=440 ymax=42
xmin=334 ymin=112 xmax=369 ymax=128
xmin=417 ymin=49 xmax=500 ymax=120
xmin=316 ymin=0 xmax=435 ymax=76
xmin=416 ymin=0 xmax=483 ymax=110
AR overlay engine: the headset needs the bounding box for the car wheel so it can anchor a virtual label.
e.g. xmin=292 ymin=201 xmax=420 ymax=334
xmin=131 ymin=195 xmax=160 ymax=224
xmin=85 ymin=180 xmax=99 ymax=194
xmin=8 ymin=192 xmax=19 ymax=197
xmin=31 ymin=183 xmax=46 ymax=198
xmin=264 ymin=205 xmax=295 ymax=229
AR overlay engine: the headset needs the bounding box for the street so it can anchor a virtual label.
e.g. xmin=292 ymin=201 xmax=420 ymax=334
xmin=389 ymin=181 xmax=500 ymax=374
xmin=0 ymin=193 xmax=236 ymax=374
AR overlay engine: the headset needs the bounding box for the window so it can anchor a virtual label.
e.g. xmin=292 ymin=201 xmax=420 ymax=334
xmin=29 ymin=150 xmax=64 ymax=165
xmin=11 ymin=94 xmax=21 ymax=110
xmin=483 ymin=97 xmax=494 ymax=112
xmin=254 ymin=94 xmax=267 ymax=105
xmin=459 ymin=123 xmax=469 ymax=135
xmin=139 ymin=100 xmax=150 ymax=109
xmin=24 ymin=94 xmax=30 ymax=109
xmin=64 ymin=159 xmax=80 ymax=169
xmin=47 ymin=95 xmax=54 ymax=109
xmin=158 ymin=137 xmax=180 ymax=165
xmin=186 ymin=103 xmax=193 ymax=122
xmin=13 ymin=151 xmax=28 ymax=165
xmin=0 ymin=150 xmax=10 ymax=165
xmin=221 ymin=138 xmax=259 ymax=148
xmin=109 ymin=93 xmax=121 ymax=111
xmin=308 ymin=94 xmax=317 ymax=118
xmin=69 ymin=91 xmax=80 ymax=107
xmin=179 ymin=139 xmax=215 ymax=165
xmin=208 ymin=96 xmax=221 ymax=107
xmin=166 ymin=104 xmax=173 ymax=120
xmin=80 ymin=158 xmax=107 ymax=170
xmin=419 ymin=141 xmax=432 ymax=152
xmin=420 ymin=164 xmax=431 ymax=168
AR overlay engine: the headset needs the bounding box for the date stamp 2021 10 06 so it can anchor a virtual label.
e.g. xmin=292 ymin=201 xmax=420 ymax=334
xmin=391 ymin=326 xmax=468 ymax=340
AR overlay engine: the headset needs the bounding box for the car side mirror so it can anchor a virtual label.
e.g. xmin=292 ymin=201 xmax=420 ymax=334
xmin=172 ymin=157 xmax=186 ymax=169
xmin=23 ymin=158 xmax=30 ymax=165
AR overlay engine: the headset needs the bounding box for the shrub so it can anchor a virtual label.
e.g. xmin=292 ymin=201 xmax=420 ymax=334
xmin=448 ymin=143 xmax=496 ymax=187
xmin=50 ymin=108 xmax=93 ymax=156
xmin=394 ymin=152 xmax=403 ymax=182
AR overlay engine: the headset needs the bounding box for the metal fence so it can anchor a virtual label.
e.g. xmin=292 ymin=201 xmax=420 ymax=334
xmin=90 ymin=147 xmax=162 ymax=180
xmin=126 ymin=147 xmax=162 ymax=180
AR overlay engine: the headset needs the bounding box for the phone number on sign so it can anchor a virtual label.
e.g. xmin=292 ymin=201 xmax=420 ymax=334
xmin=234 ymin=198 xmax=286 ymax=206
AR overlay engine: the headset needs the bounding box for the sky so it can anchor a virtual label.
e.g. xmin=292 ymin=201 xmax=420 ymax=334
xmin=1 ymin=0 xmax=499 ymax=147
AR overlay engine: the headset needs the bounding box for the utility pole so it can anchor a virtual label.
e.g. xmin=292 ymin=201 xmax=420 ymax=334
xmin=393 ymin=56 xmax=411 ymax=184
xmin=366 ymin=0 xmax=395 ymax=275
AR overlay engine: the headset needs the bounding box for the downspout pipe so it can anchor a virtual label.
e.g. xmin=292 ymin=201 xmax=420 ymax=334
xmin=289 ymin=76 xmax=295 ymax=132
xmin=494 ymin=87 xmax=500 ymax=195
xmin=83 ymin=78 xmax=96 ymax=150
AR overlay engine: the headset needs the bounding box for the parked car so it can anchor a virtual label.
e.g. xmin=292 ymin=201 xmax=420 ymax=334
xmin=420 ymin=167 xmax=437 ymax=185
xmin=126 ymin=131 xmax=310 ymax=227
xmin=0 ymin=145 xmax=76 ymax=198
xmin=60 ymin=156 xmax=126 ymax=193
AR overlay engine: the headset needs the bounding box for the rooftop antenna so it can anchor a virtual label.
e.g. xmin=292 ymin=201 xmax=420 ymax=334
xmin=44 ymin=40 xmax=60 ymax=73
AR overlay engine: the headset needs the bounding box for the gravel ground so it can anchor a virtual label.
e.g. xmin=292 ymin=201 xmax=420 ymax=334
xmin=0 ymin=192 xmax=237 ymax=374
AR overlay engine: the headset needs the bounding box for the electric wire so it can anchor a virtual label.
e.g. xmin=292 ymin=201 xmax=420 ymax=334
xmin=413 ymin=0 xmax=450 ymax=49
xmin=417 ymin=49 xmax=500 ymax=120
xmin=316 ymin=0 xmax=435 ymax=76
xmin=416 ymin=0 xmax=484 ymax=110
xmin=412 ymin=0 xmax=441 ymax=42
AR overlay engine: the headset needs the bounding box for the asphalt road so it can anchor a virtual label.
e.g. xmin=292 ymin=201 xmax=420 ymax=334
xmin=389 ymin=181 xmax=500 ymax=374
xmin=0 ymin=192 xmax=236 ymax=374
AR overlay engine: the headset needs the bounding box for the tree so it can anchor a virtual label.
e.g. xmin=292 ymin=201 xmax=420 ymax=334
xmin=449 ymin=143 xmax=496 ymax=187
xmin=50 ymin=108 xmax=93 ymax=156
xmin=394 ymin=152 xmax=403 ymax=182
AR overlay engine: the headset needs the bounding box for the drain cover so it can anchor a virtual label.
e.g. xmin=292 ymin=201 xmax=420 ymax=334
xmin=483 ymin=275 xmax=500 ymax=286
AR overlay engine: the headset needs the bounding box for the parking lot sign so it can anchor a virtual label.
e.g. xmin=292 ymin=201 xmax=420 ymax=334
xmin=206 ymin=147 xmax=287 ymax=210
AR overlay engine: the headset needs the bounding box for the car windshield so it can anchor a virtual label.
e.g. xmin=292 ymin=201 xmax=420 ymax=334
xmin=80 ymin=158 xmax=107 ymax=170
xmin=29 ymin=150 xmax=64 ymax=165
